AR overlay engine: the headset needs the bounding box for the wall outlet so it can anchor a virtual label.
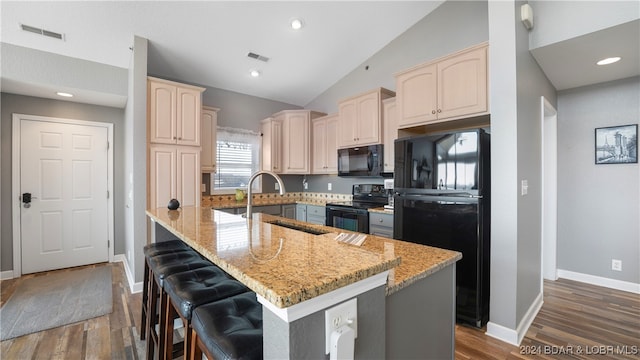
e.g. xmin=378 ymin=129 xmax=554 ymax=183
xmin=304 ymin=182 xmax=308 ymax=190
xmin=275 ymin=182 xmax=280 ymax=191
xmin=521 ymin=180 xmax=528 ymax=196
xmin=612 ymin=259 xmax=622 ymax=271
xmin=201 ymin=183 xmax=206 ymax=192
xmin=328 ymin=183 xmax=332 ymax=191
xmin=324 ymin=298 xmax=357 ymax=354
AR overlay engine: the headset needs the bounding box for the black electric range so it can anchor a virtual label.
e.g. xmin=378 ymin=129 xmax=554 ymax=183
xmin=325 ymin=184 xmax=389 ymax=233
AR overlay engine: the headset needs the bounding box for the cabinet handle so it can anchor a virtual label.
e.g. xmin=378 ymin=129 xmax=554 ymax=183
xmin=437 ymin=109 xmax=442 ymax=113
xmin=432 ymin=110 xmax=436 ymax=114
xmin=173 ymin=136 xmax=177 ymax=139
xmin=379 ymin=218 xmax=384 ymax=222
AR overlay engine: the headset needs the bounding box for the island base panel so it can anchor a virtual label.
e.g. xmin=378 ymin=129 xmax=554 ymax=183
xmin=263 ymin=286 xmax=386 ymax=359
xmin=386 ymin=264 xmax=456 ymax=359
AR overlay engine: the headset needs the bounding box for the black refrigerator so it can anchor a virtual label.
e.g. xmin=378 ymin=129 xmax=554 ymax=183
xmin=393 ymin=129 xmax=490 ymax=328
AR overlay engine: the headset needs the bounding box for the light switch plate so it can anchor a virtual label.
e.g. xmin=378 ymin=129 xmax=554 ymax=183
xmin=521 ymin=180 xmax=528 ymax=196
xmin=328 ymin=183 xmax=332 ymax=191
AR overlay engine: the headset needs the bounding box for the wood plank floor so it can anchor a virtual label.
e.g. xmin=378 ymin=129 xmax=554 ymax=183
xmin=1 ymin=262 xmax=145 ymax=360
xmin=2 ymin=264 xmax=639 ymax=359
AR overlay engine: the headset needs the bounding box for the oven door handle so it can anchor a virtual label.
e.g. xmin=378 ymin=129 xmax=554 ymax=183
xmin=326 ymin=206 xmax=366 ymax=215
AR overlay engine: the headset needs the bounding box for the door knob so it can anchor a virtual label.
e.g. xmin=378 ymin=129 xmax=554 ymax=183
xmin=22 ymin=192 xmax=36 ymax=208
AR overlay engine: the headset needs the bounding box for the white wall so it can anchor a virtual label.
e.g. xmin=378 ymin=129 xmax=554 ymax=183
xmin=557 ymin=76 xmax=639 ymax=284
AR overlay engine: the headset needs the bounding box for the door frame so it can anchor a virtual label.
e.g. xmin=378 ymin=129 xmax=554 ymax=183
xmin=540 ymin=97 xmax=558 ymax=285
xmin=11 ymin=114 xmax=114 ymax=277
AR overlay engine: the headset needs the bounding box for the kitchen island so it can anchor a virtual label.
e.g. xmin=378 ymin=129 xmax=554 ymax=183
xmin=146 ymin=206 xmax=461 ymax=359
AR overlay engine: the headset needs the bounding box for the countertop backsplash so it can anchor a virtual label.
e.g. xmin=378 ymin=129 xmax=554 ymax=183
xmin=203 ymin=192 xmax=352 ymax=208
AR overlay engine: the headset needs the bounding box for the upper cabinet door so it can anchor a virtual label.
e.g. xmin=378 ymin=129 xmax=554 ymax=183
xmin=437 ymin=46 xmax=487 ymax=120
xmin=338 ymin=100 xmax=358 ymax=147
xmin=325 ymin=115 xmax=339 ymax=173
xmin=149 ymin=81 xmax=177 ymax=144
xmin=148 ymin=77 xmax=205 ymax=146
xmin=355 ymin=91 xmax=380 ymax=146
xmin=396 ymin=63 xmax=437 ymax=128
xmin=176 ymin=87 xmax=202 ymax=146
xmin=201 ymin=107 xmax=219 ymax=173
xmin=282 ymin=111 xmax=310 ymax=174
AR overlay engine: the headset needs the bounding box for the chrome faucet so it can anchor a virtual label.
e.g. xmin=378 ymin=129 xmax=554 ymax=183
xmin=246 ymin=170 xmax=286 ymax=219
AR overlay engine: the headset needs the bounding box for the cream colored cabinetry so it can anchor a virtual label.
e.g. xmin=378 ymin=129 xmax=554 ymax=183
xmin=396 ymin=43 xmax=488 ymax=128
xmin=148 ymin=77 xmax=205 ymax=146
xmin=311 ymin=114 xmax=339 ymax=174
xmin=382 ymin=98 xmax=397 ymax=173
xmin=147 ymin=77 xmax=204 ymax=210
xmin=201 ymin=106 xmax=219 ymax=173
xmin=148 ymin=145 xmax=201 ymax=210
xmin=262 ymin=110 xmax=326 ymax=174
xmin=338 ymin=88 xmax=395 ymax=148
xmin=261 ymin=116 xmax=283 ymax=173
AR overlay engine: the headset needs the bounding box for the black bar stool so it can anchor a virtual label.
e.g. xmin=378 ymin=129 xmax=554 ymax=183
xmin=146 ymin=251 xmax=212 ymax=360
xmin=141 ymin=240 xmax=192 ymax=341
xmin=163 ymin=266 xmax=250 ymax=359
xmin=189 ymin=292 xmax=263 ymax=360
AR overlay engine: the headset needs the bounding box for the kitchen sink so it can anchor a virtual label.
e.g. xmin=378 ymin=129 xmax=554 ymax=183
xmin=266 ymin=220 xmax=331 ymax=235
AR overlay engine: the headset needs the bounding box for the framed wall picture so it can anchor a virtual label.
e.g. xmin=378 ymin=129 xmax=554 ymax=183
xmin=594 ymin=124 xmax=638 ymax=164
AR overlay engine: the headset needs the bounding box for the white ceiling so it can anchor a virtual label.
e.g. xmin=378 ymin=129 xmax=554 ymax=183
xmin=1 ymin=1 xmax=638 ymax=108
xmin=0 ymin=1 xmax=443 ymax=107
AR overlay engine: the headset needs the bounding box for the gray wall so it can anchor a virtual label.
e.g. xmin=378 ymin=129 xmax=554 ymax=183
xmin=514 ymin=0 xmax=557 ymax=325
xmin=529 ymin=1 xmax=639 ymax=49
xmin=124 ymin=35 xmax=149 ymax=283
xmin=557 ymin=76 xmax=639 ymax=283
xmin=487 ymin=0 xmax=557 ymax=333
xmin=303 ymin=0 xmax=489 ymax=194
xmin=306 ymin=0 xmax=489 ymax=114
xmin=0 ymin=93 xmax=125 ymax=272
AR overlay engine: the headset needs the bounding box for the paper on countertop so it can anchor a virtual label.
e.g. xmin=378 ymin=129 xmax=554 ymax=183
xmin=335 ymin=232 xmax=367 ymax=246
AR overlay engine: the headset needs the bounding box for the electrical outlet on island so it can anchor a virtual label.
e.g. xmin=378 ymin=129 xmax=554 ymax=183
xmin=328 ymin=183 xmax=332 ymax=191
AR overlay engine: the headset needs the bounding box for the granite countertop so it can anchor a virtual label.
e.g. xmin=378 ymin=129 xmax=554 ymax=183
xmin=146 ymin=206 xmax=401 ymax=308
xmin=146 ymin=206 xmax=460 ymax=307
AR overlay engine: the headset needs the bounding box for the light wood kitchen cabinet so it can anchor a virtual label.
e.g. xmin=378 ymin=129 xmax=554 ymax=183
xmin=262 ymin=110 xmax=326 ymax=174
xmin=311 ymin=113 xmax=339 ymax=174
xmin=382 ymin=98 xmax=397 ymax=173
xmin=338 ymin=88 xmax=395 ymax=148
xmin=261 ymin=116 xmax=283 ymax=173
xmin=200 ymin=106 xmax=219 ymax=173
xmin=148 ymin=76 xmax=205 ymax=146
xmin=148 ymin=144 xmax=201 ymax=210
xmin=396 ymin=43 xmax=488 ymax=128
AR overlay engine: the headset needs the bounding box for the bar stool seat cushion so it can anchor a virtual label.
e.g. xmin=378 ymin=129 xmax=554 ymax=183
xmin=164 ymin=266 xmax=249 ymax=320
xmin=192 ymin=292 xmax=263 ymax=360
xmin=143 ymin=239 xmax=191 ymax=257
xmin=149 ymin=251 xmax=212 ymax=287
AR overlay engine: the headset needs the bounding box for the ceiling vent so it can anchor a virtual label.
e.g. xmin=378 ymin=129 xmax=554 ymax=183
xmin=20 ymin=24 xmax=64 ymax=40
xmin=247 ymin=52 xmax=269 ymax=62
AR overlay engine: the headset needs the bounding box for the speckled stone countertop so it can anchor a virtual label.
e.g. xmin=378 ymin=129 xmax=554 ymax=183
xmin=147 ymin=206 xmax=401 ymax=308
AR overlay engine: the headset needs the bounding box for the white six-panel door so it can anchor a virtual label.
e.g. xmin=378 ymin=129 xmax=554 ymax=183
xmin=19 ymin=118 xmax=109 ymax=274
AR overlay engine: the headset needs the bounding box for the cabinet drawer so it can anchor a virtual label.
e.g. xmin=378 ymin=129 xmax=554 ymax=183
xmin=307 ymin=205 xmax=325 ymax=217
xmin=369 ymin=212 xmax=393 ymax=227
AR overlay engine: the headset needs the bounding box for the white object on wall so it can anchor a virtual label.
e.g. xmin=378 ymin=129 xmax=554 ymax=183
xmin=521 ymin=4 xmax=534 ymax=30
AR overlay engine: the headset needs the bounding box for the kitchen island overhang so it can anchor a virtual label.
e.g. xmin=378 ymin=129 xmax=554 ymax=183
xmin=146 ymin=206 xmax=461 ymax=359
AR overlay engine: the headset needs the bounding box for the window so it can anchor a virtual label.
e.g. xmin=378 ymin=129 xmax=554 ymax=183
xmin=212 ymin=127 xmax=261 ymax=193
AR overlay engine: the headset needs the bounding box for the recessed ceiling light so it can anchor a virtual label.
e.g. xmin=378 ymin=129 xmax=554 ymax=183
xmin=290 ymin=18 xmax=304 ymax=30
xmin=596 ymin=57 xmax=621 ymax=66
xmin=56 ymin=92 xmax=73 ymax=97
xmin=250 ymin=70 xmax=261 ymax=78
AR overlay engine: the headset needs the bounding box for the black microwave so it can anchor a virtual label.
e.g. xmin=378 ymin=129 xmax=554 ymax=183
xmin=337 ymin=144 xmax=383 ymax=177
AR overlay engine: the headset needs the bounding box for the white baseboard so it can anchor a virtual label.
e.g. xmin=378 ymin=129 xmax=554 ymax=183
xmin=1 ymin=270 xmax=15 ymax=280
xmin=486 ymin=291 xmax=543 ymax=346
xmin=557 ymin=269 xmax=640 ymax=294
xmin=113 ymin=254 xmax=143 ymax=294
